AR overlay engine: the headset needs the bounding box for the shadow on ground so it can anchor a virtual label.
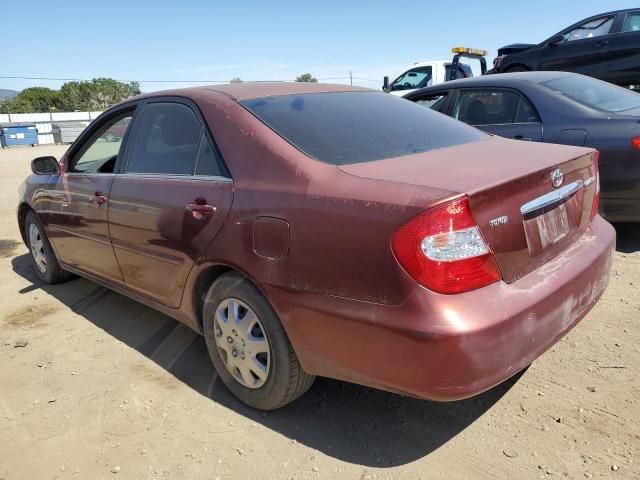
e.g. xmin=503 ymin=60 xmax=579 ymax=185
xmin=613 ymin=223 xmax=640 ymax=253
xmin=11 ymin=253 xmax=521 ymax=467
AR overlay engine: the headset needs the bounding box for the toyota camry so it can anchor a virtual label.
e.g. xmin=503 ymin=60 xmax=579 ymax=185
xmin=17 ymin=83 xmax=615 ymax=410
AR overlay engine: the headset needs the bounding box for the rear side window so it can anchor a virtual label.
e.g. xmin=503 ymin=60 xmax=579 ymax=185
xmin=445 ymin=64 xmax=472 ymax=80
xmin=195 ymin=135 xmax=224 ymax=177
xmin=242 ymin=92 xmax=487 ymax=165
xmin=127 ymin=103 xmax=202 ymax=175
xmin=453 ymin=90 xmax=540 ymax=125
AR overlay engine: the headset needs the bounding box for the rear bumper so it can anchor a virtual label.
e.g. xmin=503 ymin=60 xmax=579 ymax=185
xmin=267 ymin=216 xmax=615 ymax=400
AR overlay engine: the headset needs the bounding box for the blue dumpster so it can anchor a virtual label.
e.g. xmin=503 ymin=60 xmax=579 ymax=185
xmin=0 ymin=124 xmax=39 ymax=148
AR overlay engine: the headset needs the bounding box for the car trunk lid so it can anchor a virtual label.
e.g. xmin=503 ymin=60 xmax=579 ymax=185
xmin=339 ymin=137 xmax=598 ymax=283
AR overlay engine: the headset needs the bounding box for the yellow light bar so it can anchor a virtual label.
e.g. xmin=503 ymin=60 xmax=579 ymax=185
xmin=452 ymin=47 xmax=489 ymax=56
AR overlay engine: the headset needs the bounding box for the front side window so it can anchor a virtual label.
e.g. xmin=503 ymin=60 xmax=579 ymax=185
xmin=242 ymin=92 xmax=487 ymax=165
xmin=127 ymin=103 xmax=202 ymax=175
xmin=453 ymin=90 xmax=540 ymax=125
xmin=390 ymin=67 xmax=433 ymax=92
xmin=70 ymin=112 xmax=133 ymax=173
xmin=541 ymin=75 xmax=640 ymax=113
xmin=563 ymin=16 xmax=614 ymax=42
xmin=414 ymin=92 xmax=449 ymax=112
xmin=622 ymin=12 xmax=640 ymax=33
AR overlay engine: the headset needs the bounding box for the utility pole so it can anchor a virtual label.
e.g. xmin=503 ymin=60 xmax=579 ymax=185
xmin=350 ymin=71 xmax=352 ymax=86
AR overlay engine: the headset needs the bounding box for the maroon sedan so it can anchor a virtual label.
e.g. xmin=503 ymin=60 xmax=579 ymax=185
xmin=17 ymin=83 xmax=614 ymax=410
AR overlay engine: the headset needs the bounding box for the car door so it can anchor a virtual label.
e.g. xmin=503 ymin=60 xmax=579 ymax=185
xmin=451 ymin=88 xmax=543 ymax=141
xmin=538 ymin=14 xmax=615 ymax=77
xmin=45 ymin=107 xmax=137 ymax=284
xmin=107 ymin=99 xmax=233 ymax=308
xmin=606 ymin=10 xmax=640 ymax=85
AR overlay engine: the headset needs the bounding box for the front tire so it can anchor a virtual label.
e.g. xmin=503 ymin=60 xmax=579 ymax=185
xmin=203 ymin=273 xmax=315 ymax=410
xmin=24 ymin=211 xmax=70 ymax=284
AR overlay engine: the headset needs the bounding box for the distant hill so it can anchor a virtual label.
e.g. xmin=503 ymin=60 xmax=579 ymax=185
xmin=0 ymin=89 xmax=19 ymax=100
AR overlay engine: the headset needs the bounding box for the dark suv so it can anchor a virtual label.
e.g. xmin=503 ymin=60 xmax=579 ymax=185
xmin=493 ymin=9 xmax=640 ymax=86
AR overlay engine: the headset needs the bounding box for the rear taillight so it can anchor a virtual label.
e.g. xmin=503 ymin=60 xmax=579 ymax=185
xmin=392 ymin=198 xmax=502 ymax=294
xmin=632 ymin=137 xmax=640 ymax=150
xmin=590 ymin=151 xmax=600 ymax=222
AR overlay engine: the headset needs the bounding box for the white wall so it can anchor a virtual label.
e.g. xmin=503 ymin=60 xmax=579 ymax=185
xmin=1 ymin=111 xmax=102 ymax=145
xmin=51 ymin=112 xmax=92 ymax=122
xmin=2 ymin=111 xmax=103 ymax=123
xmin=7 ymin=113 xmax=52 ymax=123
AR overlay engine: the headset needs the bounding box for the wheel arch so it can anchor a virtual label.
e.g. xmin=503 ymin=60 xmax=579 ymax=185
xmin=17 ymin=202 xmax=35 ymax=247
xmin=192 ymin=263 xmax=237 ymax=331
xmin=191 ymin=263 xmax=282 ymax=333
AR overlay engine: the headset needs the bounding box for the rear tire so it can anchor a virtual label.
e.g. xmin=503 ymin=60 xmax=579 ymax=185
xmin=24 ymin=211 xmax=70 ymax=284
xmin=203 ymin=273 xmax=315 ymax=410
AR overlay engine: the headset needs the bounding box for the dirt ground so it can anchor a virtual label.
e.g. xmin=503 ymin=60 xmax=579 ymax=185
xmin=0 ymin=145 xmax=638 ymax=480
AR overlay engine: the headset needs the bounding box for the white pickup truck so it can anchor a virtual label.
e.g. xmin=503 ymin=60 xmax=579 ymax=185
xmin=383 ymin=48 xmax=489 ymax=96
xmin=384 ymin=60 xmax=473 ymax=96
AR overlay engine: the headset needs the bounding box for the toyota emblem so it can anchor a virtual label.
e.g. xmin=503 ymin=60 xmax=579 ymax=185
xmin=550 ymin=169 xmax=564 ymax=188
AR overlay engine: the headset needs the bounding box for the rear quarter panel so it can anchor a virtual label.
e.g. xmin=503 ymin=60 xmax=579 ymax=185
xmin=187 ymin=92 xmax=456 ymax=307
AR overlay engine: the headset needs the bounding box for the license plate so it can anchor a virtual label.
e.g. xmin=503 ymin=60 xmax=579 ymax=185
xmin=523 ymin=203 xmax=571 ymax=256
xmin=536 ymin=203 xmax=570 ymax=249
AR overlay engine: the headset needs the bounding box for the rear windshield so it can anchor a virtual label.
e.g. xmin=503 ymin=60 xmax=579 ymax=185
xmin=241 ymin=91 xmax=487 ymax=165
xmin=445 ymin=64 xmax=473 ymax=80
xmin=541 ymin=75 xmax=640 ymax=113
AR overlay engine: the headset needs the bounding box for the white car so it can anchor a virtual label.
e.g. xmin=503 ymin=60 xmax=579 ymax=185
xmin=385 ymin=60 xmax=473 ymax=96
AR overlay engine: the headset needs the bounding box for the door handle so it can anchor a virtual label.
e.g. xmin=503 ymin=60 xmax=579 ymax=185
xmin=186 ymin=199 xmax=216 ymax=219
xmin=91 ymin=191 xmax=108 ymax=206
xmin=594 ymin=40 xmax=609 ymax=48
xmin=514 ymin=135 xmax=533 ymax=141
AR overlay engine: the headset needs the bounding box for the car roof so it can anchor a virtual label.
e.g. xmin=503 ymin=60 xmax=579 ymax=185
xmin=593 ymin=8 xmax=639 ymax=16
xmin=136 ymin=82 xmax=371 ymax=102
xmin=408 ymin=71 xmax=578 ymax=93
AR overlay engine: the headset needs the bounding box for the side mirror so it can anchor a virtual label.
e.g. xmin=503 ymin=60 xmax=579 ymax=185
xmin=31 ymin=156 xmax=60 ymax=175
xmin=382 ymin=76 xmax=390 ymax=92
xmin=546 ymin=34 xmax=565 ymax=46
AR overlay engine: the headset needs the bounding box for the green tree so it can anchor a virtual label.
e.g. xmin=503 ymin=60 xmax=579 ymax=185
xmin=87 ymin=78 xmax=140 ymax=110
xmin=58 ymin=78 xmax=141 ymax=111
xmin=16 ymin=87 xmax=59 ymax=112
xmin=230 ymin=77 xmax=243 ymax=83
xmin=0 ymin=95 xmax=35 ymax=114
xmin=295 ymin=73 xmax=318 ymax=83
xmin=58 ymin=81 xmax=90 ymax=111
xmin=0 ymin=87 xmax=60 ymax=113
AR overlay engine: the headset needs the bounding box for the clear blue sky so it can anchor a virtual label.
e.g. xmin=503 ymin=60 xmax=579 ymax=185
xmin=2 ymin=0 xmax=638 ymax=92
